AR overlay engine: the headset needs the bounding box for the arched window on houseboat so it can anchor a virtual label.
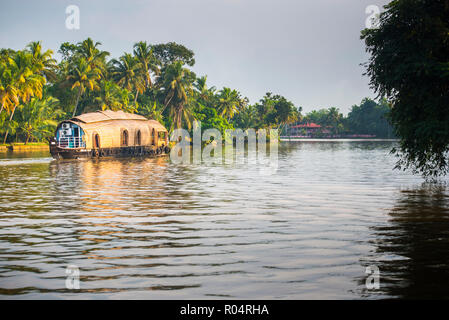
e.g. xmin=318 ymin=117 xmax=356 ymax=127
xmin=151 ymin=128 xmax=156 ymax=145
xmin=135 ymin=130 xmax=141 ymax=146
xmin=121 ymin=130 xmax=129 ymax=146
xmin=93 ymin=133 xmax=100 ymax=149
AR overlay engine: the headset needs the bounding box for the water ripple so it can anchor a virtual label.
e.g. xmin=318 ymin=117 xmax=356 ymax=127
xmin=1 ymin=142 xmax=448 ymax=299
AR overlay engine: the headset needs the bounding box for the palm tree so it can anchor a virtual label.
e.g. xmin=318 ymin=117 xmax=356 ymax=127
xmin=194 ymin=75 xmax=216 ymax=102
xmin=0 ymin=58 xmax=19 ymax=116
xmin=18 ymin=96 xmax=63 ymax=144
xmin=117 ymin=87 xmax=136 ymax=114
xmin=2 ymin=50 xmax=46 ymax=143
xmin=93 ymin=80 xmax=123 ymax=111
xmin=139 ymin=101 xmax=164 ymax=124
xmin=76 ymin=38 xmax=110 ymax=76
xmin=14 ymin=51 xmax=45 ymax=103
xmin=27 ymin=41 xmax=57 ymax=82
xmin=159 ymin=61 xmax=195 ymax=130
xmin=133 ymin=41 xmax=159 ymax=89
xmin=66 ymin=57 xmax=101 ymax=117
xmin=234 ymin=104 xmax=259 ymax=129
xmin=110 ymin=53 xmax=144 ymax=104
xmin=217 ymin=87 xmax=244 ymax=120
xmin=90 ymin=80 xmax=136 ymax=114
xmin=326 ymin=107 xmax=343 ymax=134
xmin=195 ymin=76 xmax=207 ymax=93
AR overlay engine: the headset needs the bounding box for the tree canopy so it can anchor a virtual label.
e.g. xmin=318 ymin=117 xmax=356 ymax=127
xmin=361 ymin=0 xmax=449 ymax=177
xmin=1 ymin=38 xmax=395 ymax=146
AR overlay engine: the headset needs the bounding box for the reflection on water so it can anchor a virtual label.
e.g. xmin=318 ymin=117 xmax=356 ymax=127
xmin=0 ymin=142 xmax=448 ymax=299
xmin=362 ymin=184 xmax=449 ymax=299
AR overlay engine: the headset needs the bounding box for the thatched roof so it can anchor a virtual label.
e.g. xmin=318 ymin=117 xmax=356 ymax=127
xmin=71 ymin=110 xmax=148 ymax=123
xmin=147 ymin=119 xmax=167 ymax=131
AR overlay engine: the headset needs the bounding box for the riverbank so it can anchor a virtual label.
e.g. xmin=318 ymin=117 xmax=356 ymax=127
xmin=0 ymin=142 xmax=49 ymax=152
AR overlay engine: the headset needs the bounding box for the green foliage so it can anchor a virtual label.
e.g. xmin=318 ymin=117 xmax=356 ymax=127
xmin=92 ymin=80 xmax=136 ymax=113
xmin=57 ymin=39 xmax=110 ymax=117
xmin=65 ymin=57 xmax=102 ymax=116
xmin=347 ymin=98 xmax=393 ymax=138
xmin=304 ymin=108 xmax=339 ymax=126
xmin=1 ymin=37 xmax=400 ymax=148
xmin=15 ymin=96 xmax=63 ymax=143
xmin=110 ymin=53 xmax=142 ymax=92
xmin=232 ymin=104 xmax=259 ymax=130
xmin=254 ymin=93 xmax=300 ymax=129
xmin=133 ymin=41 xmax=159 ymax=88
xmin=157 ymin=61 xmax=196 ymax=130
xmin=361 ymin=0 xmax=449 ymax=177
xmin=193 ymin=102 xmax=233 ymax=134
xmin=139 ymin=101 xmax=165 ymax=125
xmin=216 ymin=87 xmax=247 ymax=120
xmin=0 ymin=46 xmax=47 ymax=143
xmin=301 ymin=101 xmax=393 ymax=137
xmin=152 ymin=42 xmax=195 ymax=67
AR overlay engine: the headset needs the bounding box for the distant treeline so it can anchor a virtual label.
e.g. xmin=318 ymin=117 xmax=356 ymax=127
xmin=289 ymin=98 xmax=394 ymax=138
xmin=0 ymin=39 xmax=392 ymax=144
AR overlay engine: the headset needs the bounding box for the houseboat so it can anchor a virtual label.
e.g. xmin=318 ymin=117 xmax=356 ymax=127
xmin=49 ymin=110 xmax=170 ymax=159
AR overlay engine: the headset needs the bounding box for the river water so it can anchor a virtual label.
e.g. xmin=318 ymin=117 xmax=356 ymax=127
xmin=0 ymin=141 xmax=448 ymax=299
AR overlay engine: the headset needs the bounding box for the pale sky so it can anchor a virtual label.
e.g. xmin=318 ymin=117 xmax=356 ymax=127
xmin=0 ymin=0 xmax=390 ymax=114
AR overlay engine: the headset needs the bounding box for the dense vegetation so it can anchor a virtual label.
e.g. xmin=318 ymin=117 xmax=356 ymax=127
xmin=299 ymin=98 xmax=393 ymax=138
xmin=362 ymin=0 xmax=449 ymax=177
xmin=1 ymin=39 xmax=392 ymax=144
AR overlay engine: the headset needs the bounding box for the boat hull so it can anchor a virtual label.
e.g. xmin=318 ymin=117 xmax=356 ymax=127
xmin=49 ymin=141 xmax=170 ymax=160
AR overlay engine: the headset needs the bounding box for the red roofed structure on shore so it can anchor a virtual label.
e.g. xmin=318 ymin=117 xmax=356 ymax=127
xmin=290 ymin=123 xmax=321 ymax=129
xmin=288 ymin=122 xmax=322 ymax=137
